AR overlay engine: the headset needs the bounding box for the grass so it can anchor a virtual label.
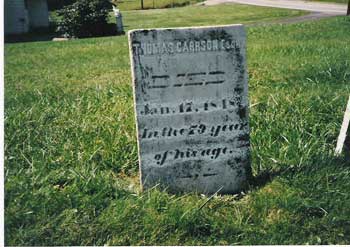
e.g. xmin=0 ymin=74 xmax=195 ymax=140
xmin=4 ymin=3 xmax=350 ymax=245
xmin=116 ymin=0 xmax=349 ymax=11
xmin=116 ymin=0 xmax=204 ymax=11
xmin=121 ymin=4 xmax=304 ymax=30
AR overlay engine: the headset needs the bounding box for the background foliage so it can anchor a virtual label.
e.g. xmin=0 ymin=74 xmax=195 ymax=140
xmin=56 ymin=0 xmax=115 ymax=38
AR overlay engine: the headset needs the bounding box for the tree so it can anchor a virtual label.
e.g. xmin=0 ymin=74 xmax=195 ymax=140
xmin=56 ymin=0 xmax=114 ymax=38
xmin=347 ymin=0 xmax=350 ymax=15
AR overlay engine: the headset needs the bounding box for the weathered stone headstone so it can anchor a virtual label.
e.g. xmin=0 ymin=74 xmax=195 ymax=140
xmin=128 ymin=25 xmax=251 ymax=194
xmin=335 ymin=96 xmax=350 ymax=156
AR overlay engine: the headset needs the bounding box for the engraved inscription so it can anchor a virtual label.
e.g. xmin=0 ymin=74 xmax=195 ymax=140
xmin=154 ymin=143 xmax=250 ymax=166
xmin=140 ymin=122 xmax=248 ymax=140
xmin=129 ymin=25 xmax=250 ymax=194
xmin=132 ymin=39 xmax=244 ymax=56
xmin=139 ymin=97 xmax=244 ymax=116
xmin=148 ymin=71 xmax=226 ymax=89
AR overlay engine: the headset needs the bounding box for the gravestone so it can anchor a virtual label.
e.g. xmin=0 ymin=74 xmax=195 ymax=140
xmin=335 ymin=96 xmax=350 ymax=156
xmin=128 ymin=25 xmax=251 ymax=194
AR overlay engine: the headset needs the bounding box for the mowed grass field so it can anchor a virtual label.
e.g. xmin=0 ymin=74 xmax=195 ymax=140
xmin=121 ymin=4 xmax=304 ymax=30
xmin=117 ymin=0 xmax=348 ymax=11
xmin=4 ymin=4 xmax=350 ymax=245
xmin=117 ymin=0 xmax=203 ymax=11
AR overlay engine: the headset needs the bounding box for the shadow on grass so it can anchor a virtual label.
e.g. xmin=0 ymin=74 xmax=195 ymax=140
xmin=249 ymin=152 xmax=350 ymax=192
xmin=5 ymin=24 xmax=123 ymax=43
xmin=5 ymin=30 xmax=57 ymax=43
xmin=250 ymin=169 xmax=282 ymax=188
xmin=141 ymin=153 xmax=350 ymax=199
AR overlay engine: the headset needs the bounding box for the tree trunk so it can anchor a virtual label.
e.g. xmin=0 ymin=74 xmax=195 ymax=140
xmin=348 ymin=0 xmax=350 ymax=15
xmin=141 ymin=0 xmax=144 ymax=9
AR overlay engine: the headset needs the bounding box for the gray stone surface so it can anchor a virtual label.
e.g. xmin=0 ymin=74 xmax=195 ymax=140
xmin=128 ymin=25 xmax=251 ymax=194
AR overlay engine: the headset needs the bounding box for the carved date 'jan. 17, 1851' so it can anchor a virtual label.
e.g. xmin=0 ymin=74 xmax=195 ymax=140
xmin=139 ymin=97 xmax=244 ymax=116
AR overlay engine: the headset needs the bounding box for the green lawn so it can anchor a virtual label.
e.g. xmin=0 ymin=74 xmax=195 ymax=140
xmin=121 ymin=4 xmax=304 ymax=30
xmin=116 ymin=0 xmax=203 ymax=11
xmin=117 ymin=0 xmax=348 ymax=11
xmin=4 ymin=4 xmax=350 ymax=245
